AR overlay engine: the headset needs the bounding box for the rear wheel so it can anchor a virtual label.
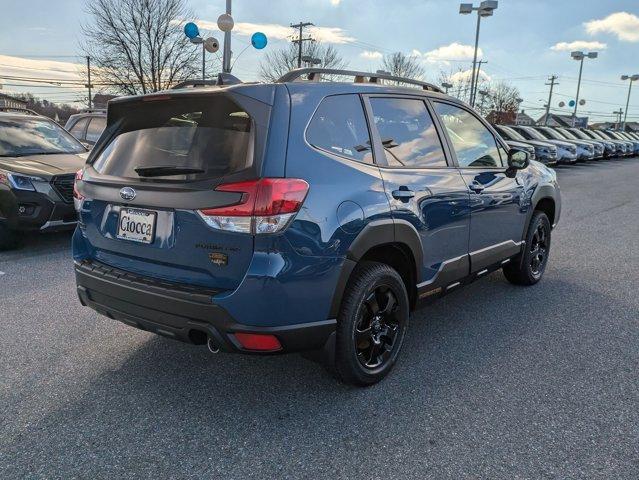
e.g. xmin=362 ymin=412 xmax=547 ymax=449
xmin=0 ymin=223 xmax=21 ymax=251
xmin=503 ymin=211 xmax=551 ymax=285
xmin=334 ymin=261 xmax=409 ymax=386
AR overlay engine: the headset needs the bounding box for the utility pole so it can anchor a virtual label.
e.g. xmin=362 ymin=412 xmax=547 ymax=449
xmin=290 ymin=22 xmax=314 ymax=68
xmin=222 ymin=0 xmax=232 ymax=73
xmin=613 ymin=108 xmax=623 ymax=130
xmin=85 ymin=56 xmax=92 ymax=110
xmin=544 ymin=75 xmax=558 ymax=126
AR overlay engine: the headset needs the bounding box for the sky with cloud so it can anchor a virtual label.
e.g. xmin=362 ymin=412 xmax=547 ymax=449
xmin=0 ymin=0 xmax=638 ymax=123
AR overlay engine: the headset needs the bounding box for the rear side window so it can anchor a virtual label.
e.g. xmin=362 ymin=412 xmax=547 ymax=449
xmin=69 ymin=117 xmax=89 ymax=138
xmin=92 ymin=96 xmax=253 ymax=181
xmin=306 ymin=95 xmax=373 ymax=163
xmin=86 ymin=117 xmax=106 ymax=143
xmin=369 ymin=97 xmax=447 ymax=168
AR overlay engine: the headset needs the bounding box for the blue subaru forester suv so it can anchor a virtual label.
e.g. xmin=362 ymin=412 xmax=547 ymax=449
xmin=73 ymin=69 xmax=561 ymax=386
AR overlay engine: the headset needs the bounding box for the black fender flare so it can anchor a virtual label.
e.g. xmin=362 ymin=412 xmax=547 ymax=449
xmin=522 ymin=184 xmax=558 ymax=240
xmin=328 ymin=219 xmax=423 ymax=318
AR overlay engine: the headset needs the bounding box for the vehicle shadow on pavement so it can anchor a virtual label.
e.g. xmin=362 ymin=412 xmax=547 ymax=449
xmin=3 ymin=270 xmax=635 ymax=477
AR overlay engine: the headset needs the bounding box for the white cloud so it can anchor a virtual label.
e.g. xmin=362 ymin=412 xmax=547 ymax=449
xmin=330 ymin=0 xmax=341 ymax=5
xmin=421 ymin=42 xmax=481 ymax=62
xmin=195 ymin=19 xmax=355 ymax=44
xmin=360 ymin=50 xmax=383 ymax=60
xmin=585 ymin=12 xmax=639 ymax=42
xmin=0 ymin=55 xmax=85 ymax=103
xmin=450 ymin=68 xmax=491 ymax=84
xmin=550 ymin=40 xmax=607 ymax=51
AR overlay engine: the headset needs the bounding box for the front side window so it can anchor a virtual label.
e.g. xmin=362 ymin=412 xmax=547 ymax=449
xmin=306 ymin=94 xmax=372 ymax=163
xmin=369 ymin=97 xmax=447 ymax=168
xmin=0 ymin=117 xmax=86 ymax=157
xmin=433 ymin=102 xmax=502 ymax=167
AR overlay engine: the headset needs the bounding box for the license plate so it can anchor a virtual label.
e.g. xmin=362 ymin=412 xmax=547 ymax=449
xmin=117 ymin=208 xmax=157 ymax=244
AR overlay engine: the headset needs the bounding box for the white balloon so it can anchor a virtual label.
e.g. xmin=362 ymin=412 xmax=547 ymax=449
xmin=217 ymin=13 xmax=234 ymax=32
xmin=204 ymin=37 xmax=220 ymax=53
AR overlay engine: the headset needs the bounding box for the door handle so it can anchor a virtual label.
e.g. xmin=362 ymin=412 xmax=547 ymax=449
xmin=392 ymin=187 xmax=415 ymax=200
xmin=468 ymin=183 xmax=485 ymax=193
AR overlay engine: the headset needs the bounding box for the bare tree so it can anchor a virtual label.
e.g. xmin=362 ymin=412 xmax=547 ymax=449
xmin=489 ymin=81 xmax=521 ymax=115
xmin=82 ymin=0 xmax=200 ymax=95
xmin=381 ymin=52 xmax=425 ymax=80
xmin=259 ymin=42 xmax=347 ymax=82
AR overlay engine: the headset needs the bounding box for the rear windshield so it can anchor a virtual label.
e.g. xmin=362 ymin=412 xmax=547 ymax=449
xmin=92 ymin=96 xmax=253 ymax=181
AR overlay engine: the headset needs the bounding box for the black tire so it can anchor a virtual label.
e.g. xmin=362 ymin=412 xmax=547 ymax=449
xmin=503 ymin=211 xmax=551 ymax=286
xmin=334 ymin=261 xmax=409 ymax=386
xmin=0 ymin=223 xmax=21 ymax=251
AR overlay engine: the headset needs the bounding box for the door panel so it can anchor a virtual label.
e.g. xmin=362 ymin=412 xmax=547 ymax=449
xmin=458 ymin=168 xmax=527 ymax=270
xmin=380 ymin=168 xmax=471 ymax=286
xmin=432 ymin=101 xmax=528 ymax=271
xmin=365 ymin=96 xmax=471 ymax=291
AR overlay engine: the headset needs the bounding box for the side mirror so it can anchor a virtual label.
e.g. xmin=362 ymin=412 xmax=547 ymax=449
xmin=507 ymin=148 xmax=530 ymax=170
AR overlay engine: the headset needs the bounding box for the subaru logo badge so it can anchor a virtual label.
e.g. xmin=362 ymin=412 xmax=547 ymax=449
xmin=119 ymin=187 xmax=136 ymax=201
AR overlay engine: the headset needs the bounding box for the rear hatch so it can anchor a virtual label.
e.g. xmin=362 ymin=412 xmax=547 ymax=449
xmin=76 ymin=90 xmax=272 ymax=291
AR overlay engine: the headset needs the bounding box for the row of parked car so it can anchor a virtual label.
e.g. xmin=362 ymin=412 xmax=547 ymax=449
xmin=494 ymin=124 xmax=639 ymax=165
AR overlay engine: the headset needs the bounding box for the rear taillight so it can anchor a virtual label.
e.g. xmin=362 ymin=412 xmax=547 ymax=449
xmin=73 ymin=169 xmax=84 ymax=201
xmin=197 ymin=178 xmax=309 ymax=234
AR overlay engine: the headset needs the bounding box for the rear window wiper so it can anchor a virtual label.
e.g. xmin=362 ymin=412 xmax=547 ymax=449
xmin=134 ymin=165 xmax=205 ymax=177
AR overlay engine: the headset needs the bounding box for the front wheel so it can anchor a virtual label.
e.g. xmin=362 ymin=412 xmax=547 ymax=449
xmin=503 ymin=211 xmax=551 ymax=286
xmin=334 ymin=261 xmax=409 ymax=386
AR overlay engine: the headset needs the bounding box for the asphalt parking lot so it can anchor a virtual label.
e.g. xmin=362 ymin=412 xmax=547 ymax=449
xmin=1 ymin=157 xmax=638 ymax=479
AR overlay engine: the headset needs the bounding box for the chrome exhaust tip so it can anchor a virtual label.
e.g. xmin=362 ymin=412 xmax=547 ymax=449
xmin=207 ymin=338 xmax=220 ymax=354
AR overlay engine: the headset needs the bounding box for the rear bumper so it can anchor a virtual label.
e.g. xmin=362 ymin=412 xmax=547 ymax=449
xmin=75 ymin=259 xmax=336 ymax=354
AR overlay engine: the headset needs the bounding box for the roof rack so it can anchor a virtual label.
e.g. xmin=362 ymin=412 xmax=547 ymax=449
xmin=80 ymin=108 xmax=106 ymax=113
xmin=277 ymin=68 xmax=443 ymax=93
xmin=171 ymin=73 xmax=243 ymax=90
xmin=0 ymin=107 xmax=39 ymax=115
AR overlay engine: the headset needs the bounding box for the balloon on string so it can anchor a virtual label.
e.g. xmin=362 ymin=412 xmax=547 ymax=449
xmin=251 ymin=32 xmax=268 ymax=50
xmin=184 ymin=22 xmax=200 ymax=39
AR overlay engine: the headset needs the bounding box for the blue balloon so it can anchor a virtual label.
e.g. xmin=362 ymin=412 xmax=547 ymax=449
xmin=184 ymin=22 xmax=200 ymax=39
xmin=251 ymin=32 xmax=268 ymax=50
xmin=568 ymin=100 xmax=576 ymax=107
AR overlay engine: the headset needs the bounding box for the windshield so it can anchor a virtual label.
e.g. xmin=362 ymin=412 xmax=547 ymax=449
xmin=537 ymin=127 xmax=565 ymax=140
xmin=556 ymin=128 xmax=578 ymax=140
xmin=92 ymin=95 xmax=253 ymax=181
xmin=568 ymin=128 xmax=589 ymax=140
xmin=497 ymin=125 xmax=526 ymax=141
xmin=589 ymin=130 xmax=607 ymax=140
xmin=515 ymin=127 xmax=544 ymax=141
xmin=0 ymin=117 xmax=85 ymax=157
xmin=603 ymin=131 xmax=622 ymax=140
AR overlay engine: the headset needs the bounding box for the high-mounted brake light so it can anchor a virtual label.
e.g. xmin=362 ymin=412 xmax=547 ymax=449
xmin=197 ymin=178 xmax=309 ymax=234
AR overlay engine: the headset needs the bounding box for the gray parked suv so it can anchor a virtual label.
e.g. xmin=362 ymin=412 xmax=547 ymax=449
xmin=65 ymin=110 xmax=106 ymax=147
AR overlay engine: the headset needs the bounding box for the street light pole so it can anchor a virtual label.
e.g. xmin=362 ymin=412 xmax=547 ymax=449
xmin=459 ymin=1 xmax=498 ymax=108
xmin=470 ymin=14 xmax=481 ymax=107
xmin=570 ymin=50 xmax=597 ymax=127
xmin=621 ymin=74 xmax=639 ymax=131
